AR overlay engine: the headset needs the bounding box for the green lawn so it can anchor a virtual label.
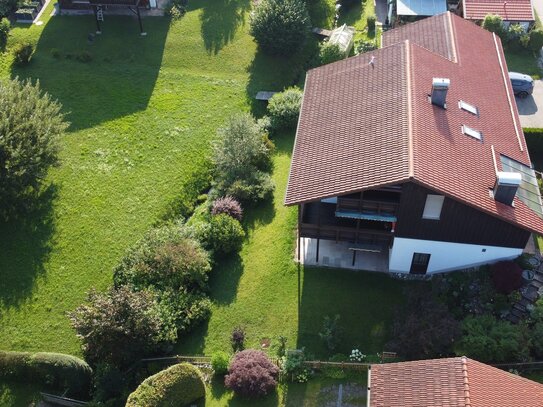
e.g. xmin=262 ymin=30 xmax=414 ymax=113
xmin=205 ymin=372 xmax=367 ymax=406
xmin=0 ymin=0 xmax=308 ymax=355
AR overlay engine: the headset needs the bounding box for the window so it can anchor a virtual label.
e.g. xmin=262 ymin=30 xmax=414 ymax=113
xmin=459 ymin=100 xmax=478 ymax=115
xmin=462 ymin=125 xmax=482 ymax=141
xmin=410 ymin=253 xmax=431 ymax=274
xmin=422 ymin=194 xmax=444 ymax=220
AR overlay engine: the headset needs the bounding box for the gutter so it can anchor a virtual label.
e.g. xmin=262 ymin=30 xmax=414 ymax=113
xmin=367 ymin=365 xmax=372 ymax=407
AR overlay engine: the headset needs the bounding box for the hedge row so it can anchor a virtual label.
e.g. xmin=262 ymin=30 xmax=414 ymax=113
xmin=523 ymin=128 xmax=543 ymax=171
xmin=0 ymin=350 xmax=92 ymax=396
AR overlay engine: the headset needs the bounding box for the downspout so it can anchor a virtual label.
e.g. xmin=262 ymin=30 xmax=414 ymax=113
xmin=366 ymin=365 xmax=372 ymax=407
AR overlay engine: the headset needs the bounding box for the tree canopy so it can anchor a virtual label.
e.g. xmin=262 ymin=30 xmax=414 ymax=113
xmin=0 ymin=78 xmax=68 ymax=220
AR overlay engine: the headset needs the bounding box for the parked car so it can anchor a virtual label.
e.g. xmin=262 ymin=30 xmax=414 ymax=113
xmin=509 ymin=72 xmax=534 ymax=98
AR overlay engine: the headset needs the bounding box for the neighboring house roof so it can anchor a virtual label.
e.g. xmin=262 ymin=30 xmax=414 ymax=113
xmin=368 ymin=356 xmax=543 ymax=407
xmin=463 ymin=0 xmax=534 ymax=22
xmin=285 ymin=12 xmax=543 ymax=235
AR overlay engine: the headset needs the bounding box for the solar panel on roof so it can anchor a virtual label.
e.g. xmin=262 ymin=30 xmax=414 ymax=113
xmin=500 ymin=155 xmax=543 ymax=217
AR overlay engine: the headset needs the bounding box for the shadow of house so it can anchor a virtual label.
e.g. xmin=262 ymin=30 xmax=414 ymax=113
xmin=296 ymin=266 xmax=409 ymax=358
xmin=0 ymin=185 xmax=57 ymax=308
xmin=11 ymin=14 xmax=170 ymax=131
xmin=199 ymin=0 xmax=250 ymax=54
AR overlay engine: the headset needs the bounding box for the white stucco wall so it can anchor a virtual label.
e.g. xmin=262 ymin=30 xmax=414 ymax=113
xmin=389 ymin=237 xmax=522 ymax=274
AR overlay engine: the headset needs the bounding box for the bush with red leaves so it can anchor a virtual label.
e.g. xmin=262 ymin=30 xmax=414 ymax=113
xmin=224 ymin=350 xmax=279 ymax=398
xmin=491 ymin=261 xmax=523 ymax=294
xmin=211 ymin=196 xmax=243 ymax=221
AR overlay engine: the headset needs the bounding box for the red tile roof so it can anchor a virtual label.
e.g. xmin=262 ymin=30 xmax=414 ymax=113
xmin=285 ymin=12 xmax=543 ymax=235
xmin=463 ymin=0 xmax=534 ymax=22
xmin=369 ymin=357 xmax=543 ymax=407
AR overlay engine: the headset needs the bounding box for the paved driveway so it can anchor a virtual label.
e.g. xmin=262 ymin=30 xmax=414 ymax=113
xmin=517 ymin=79 xmax=543 ymax=128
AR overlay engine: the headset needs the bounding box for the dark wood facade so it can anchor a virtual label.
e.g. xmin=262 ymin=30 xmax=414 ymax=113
xmin=299 ymin=182 xmax=531 ymax=250
xmin=395 ymin=182 xmax=530 ymax=249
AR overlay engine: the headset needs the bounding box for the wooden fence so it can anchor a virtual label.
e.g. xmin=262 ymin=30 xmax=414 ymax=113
xmin=40 ymin=393 xmax=87 ymax=407
xmin=140 ymin=355 xmax=211 ymax=366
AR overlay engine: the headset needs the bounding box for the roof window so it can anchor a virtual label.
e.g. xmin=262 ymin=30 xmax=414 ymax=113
xmin=462 ymin=125 xmax=482 ymax=141
xmin=459 ymin=100 xmax=478 ymax=115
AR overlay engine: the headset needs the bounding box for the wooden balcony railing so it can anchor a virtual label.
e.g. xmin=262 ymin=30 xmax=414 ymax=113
xmin=300 ymin=223 xmax=392 ymax=245
xmin=337 ymin=197 xmax=399 ymax=217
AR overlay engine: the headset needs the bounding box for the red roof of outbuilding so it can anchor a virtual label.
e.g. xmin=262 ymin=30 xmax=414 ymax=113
xmin=285 ymin=13 xmax=543 ymax=235
xmin=369 ymin=357 xmax=543 ymax=407
xmin=463 ymin=0 xmax=534 ymax=22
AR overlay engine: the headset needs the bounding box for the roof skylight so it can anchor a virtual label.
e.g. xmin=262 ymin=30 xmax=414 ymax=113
xmin=462 ymin=125 xmax=482 ymax=140
xmin=459 ymin=100 xmax=478 ymax=115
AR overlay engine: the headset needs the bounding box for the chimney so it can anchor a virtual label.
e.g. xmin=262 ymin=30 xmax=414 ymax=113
xmin=493 ymin=171 xmax=522 ymax=206
xmin=431 ymin=78 xmax=450 ymax=108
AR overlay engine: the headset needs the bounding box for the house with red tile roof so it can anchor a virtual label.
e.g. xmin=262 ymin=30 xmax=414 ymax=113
xmin=458 ymin=0 xmax=534 ymax=29
xmin=367 ymin=356 xmax=543 ymax=407
xmin=285 ymin=12 xmax=543 ymax=274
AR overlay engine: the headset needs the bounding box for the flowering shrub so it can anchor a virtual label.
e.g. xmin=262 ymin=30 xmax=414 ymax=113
xmin=349 ymin=349 xmax=366 ymax=362
xmin=224 ymin=350 xmax=279 ymax=398
xmin=211 ymin=196 xmax=243 ymax=221
xmin=281 ymin=349 xmax=310 ymax=383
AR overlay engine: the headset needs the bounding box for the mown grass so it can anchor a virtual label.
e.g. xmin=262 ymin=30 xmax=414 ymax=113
xmin=205 ymin=372 xmax=367 ymax=406
xmin=0 ymin=0 xmax=302 ymax=355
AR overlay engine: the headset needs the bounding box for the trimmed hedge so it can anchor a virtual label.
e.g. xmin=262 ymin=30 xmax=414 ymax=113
xmin=0 ymin=350 xmax=92 ymax=396
xmin=126 ymin=363 xmax=205 ymax=407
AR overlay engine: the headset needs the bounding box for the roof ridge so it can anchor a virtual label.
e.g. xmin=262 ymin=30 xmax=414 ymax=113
xmin=446 ymin=11 xmax=458 ymax=63
xmin=461 ymin=356 xmax=472 ymax=407
xmin=405 ymin=40 xmax=414 ymax=178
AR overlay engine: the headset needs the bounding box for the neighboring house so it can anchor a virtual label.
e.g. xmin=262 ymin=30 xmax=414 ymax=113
xmin=368 ymin=356 xmax=543 ymax=407
xmin=458 ymin=0 xmax=534 ymax=29
xmin=284 ymin=12 xmax=543 ymax=274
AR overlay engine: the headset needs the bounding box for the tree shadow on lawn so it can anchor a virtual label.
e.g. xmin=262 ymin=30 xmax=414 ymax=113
xmin=11 ymin=14 xmax=170 ymax=131
xmin=197 ymin=0 xmax=250 ymax=55
xmin=297 ymin=266 xmax=414 ymax=358
xmin=0 ymin=184 xmax=57 ymax=308
xmin=175 ymin=317 xmax=210 ymax=355
xmin=206 ymin=377 xmax=280 ymax=406
xmin=245 ymin=40 xmax=319 ymax=117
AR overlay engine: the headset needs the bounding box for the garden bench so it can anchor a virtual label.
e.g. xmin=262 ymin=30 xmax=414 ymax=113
xmin=255 ymin=91 xmax=277 ymax=101
xmin=380 ymin=351 xmax=397 ymax=363
xmin=348 ymin=244 xmax=383 ymax=266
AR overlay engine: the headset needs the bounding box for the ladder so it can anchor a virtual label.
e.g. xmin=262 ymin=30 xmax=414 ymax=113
xmin=96 ymin=5 xmax=103 ymax=21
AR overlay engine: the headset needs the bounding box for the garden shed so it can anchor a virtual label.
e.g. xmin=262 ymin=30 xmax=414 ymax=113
xmin=328 ymin=24 xmax=356 ymax=55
